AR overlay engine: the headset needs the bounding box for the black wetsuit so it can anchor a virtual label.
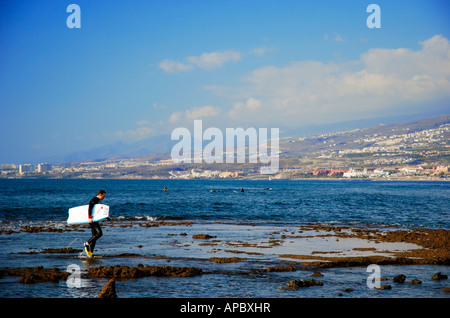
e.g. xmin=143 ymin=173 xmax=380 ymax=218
xmin=87 ymin=196 xmax=103 ymax=253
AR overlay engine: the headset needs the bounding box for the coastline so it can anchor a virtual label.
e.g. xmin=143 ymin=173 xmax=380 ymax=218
xmin=1 ymin=175 xmax=448 ymax=181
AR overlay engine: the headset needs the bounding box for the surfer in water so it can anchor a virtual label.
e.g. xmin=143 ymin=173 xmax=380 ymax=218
xmin=84 ymin=190 xmax=106 ymax=258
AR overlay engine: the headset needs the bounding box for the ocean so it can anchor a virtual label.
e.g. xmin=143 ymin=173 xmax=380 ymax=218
xmin=0 ymin=179 xmax=449 ymax=299
xmin=1 ymin=179 xmax=448 ymax=228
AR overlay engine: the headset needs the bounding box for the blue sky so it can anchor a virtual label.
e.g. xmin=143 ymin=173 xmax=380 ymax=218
xmin=0 ymin=0 xmax=449 ymax=163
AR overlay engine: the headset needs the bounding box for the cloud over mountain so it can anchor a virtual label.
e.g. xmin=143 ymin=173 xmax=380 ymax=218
xmin=214 ymin=35 xmax=450 ymax=128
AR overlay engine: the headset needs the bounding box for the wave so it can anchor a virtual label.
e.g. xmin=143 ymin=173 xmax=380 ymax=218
xmin=112 ymin=215 xmax=189 ymax=221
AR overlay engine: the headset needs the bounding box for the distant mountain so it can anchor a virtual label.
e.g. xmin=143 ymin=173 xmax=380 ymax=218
xmin=43 ymin=134 xmax=173 ymax=164
xmin=280 ymin=115 xmax=450 ymax=165
xmin=284 ymin=113 xmax=450 ymax=139
xmin=42 ymin=114 xmax=449 ymax=164
xmin=281 ymin=114 xmax=450 ymax=156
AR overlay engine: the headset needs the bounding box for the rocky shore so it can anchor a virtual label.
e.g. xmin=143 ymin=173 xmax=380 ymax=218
xmin=88 ymin=264 xmax=203 ymax=278
xmin=0 ymin=220 xmax=449 ymax=297
xmin=279 ymin=225 xmax=449 ymax=267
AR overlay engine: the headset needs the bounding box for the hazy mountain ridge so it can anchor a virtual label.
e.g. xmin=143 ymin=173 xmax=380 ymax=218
xmin=42 ymin=115 xmax=449 ymax=166
xmin=281 ymin=114 xmax=450 ymax=157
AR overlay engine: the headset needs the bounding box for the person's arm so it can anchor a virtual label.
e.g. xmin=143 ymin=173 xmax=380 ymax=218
xmin=88 ymin=197 xmax=98 ymax=220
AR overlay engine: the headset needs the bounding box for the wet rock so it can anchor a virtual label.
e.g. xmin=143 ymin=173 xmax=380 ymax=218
xmin=393 ymin=274 xmax=406 ymax=283
xmin=20 ymin=226 xmax=65 ymax=233
xmin=209 ymin=257 xmax=247 ymax=263
xmin=311 ymin=270 xmax=323 ymax=277
xmin=265 ymin=265 xmax=296 ymax=272
xmin=114 ymin=253 xmax=142 ymax=258
xmin=282 ymin=226 xmax=450 ymax=268
xmin=340 ymin=288 xmax=354 ymax=292
xmin=375 ymin=284 xmax=392 ymax=290
xmin=432 ymin=272 xmax=447 ymax=280
xmin=285 ymin=279 xmax=323 ymax=290
xmin=2 ymin=266 xmax=70 ymax=284
xmin=139 ymin=221 xmax=193 ymax=228
xmin=97 ymin=278 xmax=117 ymax=298
xmin=192 ymin=234 xmax=216 ymax=239
xmin=47 ymin=247 xmax=81 ymax=253
xmin=409 ymin=279 xmax=422 ymax=285
xmin=88 ymin=265 xmax=203 ymax=278
xmin=13 ymin=247 xmax=82 ymax=255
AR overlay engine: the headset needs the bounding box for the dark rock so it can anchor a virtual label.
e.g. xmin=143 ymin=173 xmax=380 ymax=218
xmin=393 ymin=274 xmax=406 ymax=283
xmin=340 ymin=288 xmax=354 ymax=292
xmin=286 ymin=279 xmax=323 ymax=290
xmin=432 ymin=272 xmax=448 ymax=280
xmin=265 ymin=265 xmax=296 ymax=272
xmin=409 ymin=279 xmax=422 ymax=285
xmin=311 ymin=270 xmax=323 ymax=277
xmin=192 ymin=234 xmax=216 ymax=239
xmin=375 ymin=284 xmax=392 ymax=290
xmin=97 ymin=278 xmax=117 ymax=298
xmin=3 ymin=266 xmax=70 ymax=284
xmin=209 ymin=257 xmax=247 ymax=263
xmin=88 ymin=265 xmax=203 ymax=278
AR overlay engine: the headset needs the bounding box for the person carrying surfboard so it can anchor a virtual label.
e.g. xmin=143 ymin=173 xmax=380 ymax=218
xmin=84 ymin=190 xmax=106 ymax=258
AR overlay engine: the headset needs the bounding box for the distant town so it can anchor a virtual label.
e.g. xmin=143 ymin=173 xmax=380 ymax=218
xmin=2 ymin=116 xmax=449 ymax=181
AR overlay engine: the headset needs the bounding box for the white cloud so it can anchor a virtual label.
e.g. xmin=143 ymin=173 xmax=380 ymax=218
xmin=340 ymin=35 xmax=450 ymax=101
xmin=218 ymin=35 xmax=450 ymax=127
xmin=228 ymin=97 xmax=262 ymax=119
xmin=159 ymin=50 xmax=241 ymax=73
xmin=323 ymin=33 xmax=345 ymax=42
xmin=116 ymin=125 xmax=155 ymax=141
xmin=169 ymin=111 xmax=183 ymax=124
xmin=250 ymin=47 xmax=272 ymax=57
xmin=186 ymin=105 xmax=221 ymax=120
xmin=187 ymin=51 xmax=241 ymax=69
xmin=159 ymin=59 xmax=193 ymax=73
xmin=169 ymin=105 xmax=222 ymax=125
xmin=158 ymin=35 xmax=449 ymax=131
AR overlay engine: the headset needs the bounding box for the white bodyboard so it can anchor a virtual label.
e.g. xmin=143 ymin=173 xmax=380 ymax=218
xmin=67 ymin=204 xmax=110 ymax=224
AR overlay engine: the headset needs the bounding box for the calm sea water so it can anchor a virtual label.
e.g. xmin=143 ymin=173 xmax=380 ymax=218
xmin=0 ymin=179 xmax=448 ymax=229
